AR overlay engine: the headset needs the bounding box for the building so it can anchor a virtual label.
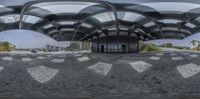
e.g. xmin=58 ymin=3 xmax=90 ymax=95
xmin=80 ymin=41 xmax=91 ymax=50
xmin=46 ymin=41 xmax=91 ymax=51
xmin=0 ymin=42 xmax=16 ymax=52
xmin=189 ymin=40 xmax=200 ymax=51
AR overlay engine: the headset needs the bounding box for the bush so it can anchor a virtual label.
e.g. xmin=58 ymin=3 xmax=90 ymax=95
xmin=42 ymin=48 xmax=48 ymax=52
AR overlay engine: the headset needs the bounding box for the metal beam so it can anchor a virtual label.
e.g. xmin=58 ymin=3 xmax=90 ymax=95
xmin=72 ymin=1 xmax=119 ymax=41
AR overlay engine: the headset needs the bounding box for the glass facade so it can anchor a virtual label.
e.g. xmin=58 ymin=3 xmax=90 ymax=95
xmin=92 ymin=36 xmax=139 ymax=53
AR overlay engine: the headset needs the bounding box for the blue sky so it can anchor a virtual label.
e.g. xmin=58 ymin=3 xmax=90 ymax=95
xmin=146 ymin=32 xmax=200 ymax=47
xmin=0 ymin=29 xmax=57 ymax=49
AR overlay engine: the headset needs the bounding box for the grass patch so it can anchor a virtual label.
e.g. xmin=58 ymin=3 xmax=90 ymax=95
xmin=140 ymin=44 xmax=162 ymax=52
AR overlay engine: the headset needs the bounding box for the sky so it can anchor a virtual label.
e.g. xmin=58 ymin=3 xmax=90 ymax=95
xmin=0 ymin=29 xmax=200 ymax=48
xmin=146 ymin=32 xmax=200 ymax=47
xmin=0 ymin=29 xmax=59 ymax=49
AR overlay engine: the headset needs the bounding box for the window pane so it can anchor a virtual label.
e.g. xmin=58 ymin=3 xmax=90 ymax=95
xmin=142 ymin=2 xmax=200 ymax=13
xmin=158 ymin=19 xmax=182 ymax=24
xmin=32 ymin=2 xmax=98 ymax=14
xmin=0 ymin=14 xmax=19 ymax=23
xmin=92 ymin=12 xmax=115 ymax=23
xmin=123 ymin=12 xmax=143 ymax=22
xmin=23 ymin=15 xmax=42 ymax=24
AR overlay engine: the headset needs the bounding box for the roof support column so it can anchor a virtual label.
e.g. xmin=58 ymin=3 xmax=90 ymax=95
xmin=137 ymin=39 xmax=139 ymax=53
xmin=97 ymin=35 xmax=100 ymax=52
xmin=128 ymin=31 xmax=131 ymax=53
xmin=91 ymin=37 xmax=94 ymax=52
xmin=105 ymin=33 xmax=108 ymax=53
xmin=19 ymin=1 xmax=65 ymax=40
xmin=73 ymin=1 xmax=119 ymax=41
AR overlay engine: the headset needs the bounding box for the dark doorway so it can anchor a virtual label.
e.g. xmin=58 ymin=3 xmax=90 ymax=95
xmin=101 ymin=45 xmax=104 ymax=53
xmin=121 ymin=45 xmax=126 ymax=53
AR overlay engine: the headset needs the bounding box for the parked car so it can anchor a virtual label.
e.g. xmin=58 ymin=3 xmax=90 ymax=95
xmin=31 ymin=50 xmax=37 ymax=53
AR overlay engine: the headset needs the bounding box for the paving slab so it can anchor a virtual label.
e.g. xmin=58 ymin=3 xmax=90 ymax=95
xmin=171 ymin=54 xmax=177 ymax=56
xmin=88 ymin=62 xmax=112 ymax=76
xmin=57 ymin=55 xmax=66 ymax=58
xmin=74 ymin=54 xmax=82 ymax=57
xmin=22 ymin=57 xmax=32 ymax=62
xmin=77 ymin=57 xmax=90 ymax=62
xmin=27 ymin=65 xmax=59 ymax=83
xmin=177 ymin=63 xmax=200 ymax=78
xmin=47 ymin=55 xmax=52 ymax=57
xmin=10 ymin=54 xmax=15 ymax=56
xmin=149 ymin=56 xmax=160 ymax=60
xmin=1 ymin=56 xmax=13 ymax=61
xmin=0 ymin=66 xmax=4 ymax=72
xmin=156 ymin=53 xmax=163 ymax=56
xmin=183 ymin=53 xmax=189 ymax=55
xmin=51 ymin=59 xmax=65 ymax=63
xmin=171 ymin=57 xmax=184 ymax=61
xmin=21 ymin=54 xmax=27 ymax=56
xmin=129 ymin=61 xmax=152 ymax=73
xmin=37 ymin=56 xmax=46 ymax=59
xmin=190 ymin=55 xmax=199 ymax=58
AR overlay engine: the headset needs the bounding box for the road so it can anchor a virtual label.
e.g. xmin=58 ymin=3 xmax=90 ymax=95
xmin=0 ymin=51 xmax=200 ymax=99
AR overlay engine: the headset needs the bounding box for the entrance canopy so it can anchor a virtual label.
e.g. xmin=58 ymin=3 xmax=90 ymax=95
xmin=1 ymin=0 xmax=200 ymax=41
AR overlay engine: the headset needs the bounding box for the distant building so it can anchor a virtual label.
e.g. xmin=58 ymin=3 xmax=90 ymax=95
xmin=46 ymin=45 xmax=66 ymax=52
xmin=46 ymin=41 xmax=69 ymax=52
xmin=189 ymin=40 xmax=200 ymax=51
xmin=70 ymin=41 xmax=91 ymax=51
xmin=0 ymin=41 xmax=16 ymax=52
xmin=80 ymin=41 xmax=91 ymax=50
xmin=46 ymin=41 xmax=91 ymax=51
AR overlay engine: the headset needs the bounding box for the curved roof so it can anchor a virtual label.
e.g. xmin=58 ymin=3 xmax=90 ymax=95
xmin=1 ymin=0 xmax=200 ymax=41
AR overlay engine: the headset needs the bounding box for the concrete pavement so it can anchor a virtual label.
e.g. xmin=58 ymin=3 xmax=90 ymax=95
xmin=0 ymin=51 xmax=200 ymax=98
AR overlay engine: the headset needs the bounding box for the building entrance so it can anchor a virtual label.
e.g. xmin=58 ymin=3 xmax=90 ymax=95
xmin=92 ymin=36 xmax=139 ymax=53
xmin=101 ymin=45 xmax=104 ymax=53
xmin=121 ymin=45 xmax=126 ymax=53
